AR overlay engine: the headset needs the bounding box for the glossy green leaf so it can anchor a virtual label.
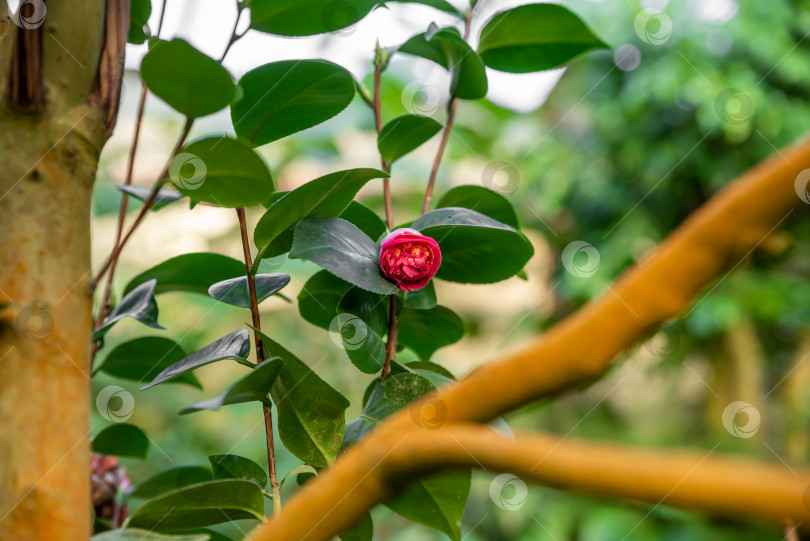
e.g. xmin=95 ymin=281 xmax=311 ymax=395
xmin=93 ymin=530 xmax=210 ymax=541
xmin=436 ymin=185 xmax=518 ymax=228
xmin=403 ymin=280 xmax=437 ymax=310
xmin=124 ymin=253 xmax=245 ymax=296
xmin=389 ymin=0 xmax=460 ymax=16
xmin=298 ymin=270 xmax=352 ymax=330
xmin=128 ymin=0 xmax=151 ymax=44
xmin=127 ymin=466 xmax=214 ymax=500
xmin=478 ymin=3 xmax=609 ymax=73
xmin=411 ymin=207 xmax=533 ymax=283
xmin=141 ymin=329 xmax=252 ymax=390
xmin=209 ymin=455 xmax=268 ymax=487
xmin=92 ymin=424 xmax=150 ymax=459
xmin=169 ymin=137 xmax=275 ymax=208
xmin=94 ymin=279 xmax=164 ymax=339
xmin=400 ymin=26 xmax=487 ymax=99
xmin=125 ymin=479 xmax=264 ymax=532
xmin=280 ymin=465 xmax=317 ymax=488
xmin=96 ymin=337 xmax=201 ymax=388
xmin=397 ymin=306 xmax=464 ymax=359
xmin=250 ymin=0 xmax=378 ymax=36
xmin=290 ymin=217 xmax=399 ymax=295
xmin=232 ymin=60 xmax=355 ymax=146
xmin=208 ymin=273 xmax=290 ymax=308
xmin=253 ymin=168 xmax=388 ymax=258
xmin=338 ymin=512 xmax=373 ymax=541
xmin=117 ymin=185 xmax=184 ymax=211
xmin=403 ymin=360 xmax=455 ymax=381
xmin=180 ymin=359 xmax=282 ymax=414
xmin=141 ymin=39 xmax=235 ymax=118
xmin=255 ymin=329 xmax=349 ymax=467
xmin=387 ymin=469 xmax=470 ymax=541
xmin=339 ymin=201 xmax=387 ymax=242
xmin=336 ymin=287 xmax=388 ymax=374
xmin=378 ymin=115 xmax=442 ymax=164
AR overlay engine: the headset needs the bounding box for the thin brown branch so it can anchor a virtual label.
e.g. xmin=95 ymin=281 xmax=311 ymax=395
xmin=381 ymin=295 xmax=398 ymax=378
xmin=372 ymin=63 xmax=393 ymax=228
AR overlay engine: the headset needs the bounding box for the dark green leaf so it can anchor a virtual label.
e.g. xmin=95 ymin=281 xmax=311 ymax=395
xmin=95 ymin=279 xmax=164 ymax=339
xmin=378 ymin=114 xmax=442 ymax=164
xmin=96 ymin=337 xmax=201 ymax=388
xmin=255 ymin=329 xmax=349 ymax=467
xmin=387 ymin=470 xmax=470 ymax=541
xmin=232 ymin=60 xmax=355 ymax=146
xmin=478 ymin=3 xmax=609 ymax=73
xmin=128 ymin=0 xmax=151 ymax=45
xmin=93 ymin=530 xmax=210 ymax=541
xmin=280 ymin=465 xmax=317 ymax=489
xmin=388 ymin=0 xmax=460 ymax=16
xmin=335 ymin=287 xmax=388 ymax=374
xmin=125 ymin=479 xmax=264 ymax=532
xmin=411 ymin=207 xmax=533 ymax=283
xmin=208 ymin=273 xmax=290 ymax=308
xmin=339 ymin=201 xmax=387 ymax=242
xmin=117 ymin=185 xmax=184 ymax=211
xmin=338 ymin=512 xmax=373 ymax=541
xmin=250 ymin=0 xmax=378 ymax=36
xmin=298 ymin=270 xmax=352 ymax=330
xmin=124 ymin=253 xmax=245 ymax=296
xmin=403 ymin=280 xmax=437 ymax=310
xmin=127 ymin=466 xmax=214 ymax=500
xmin=436 ymin=185 xmax=518 ymax=228
xmin=141 ymin=39 xmax=236 ymax=118
xmin=92 ymin=424 xmax=149 ymax=459
xmin=290 ymin=217 xmax=399 ymax=295
xmin=209 ymin=455 xmax=268 ymax=487
xmin=141 ymin=329 xmax=252 ymax=390
xmin=397 ymin=306 xmax=464 ymax=359
xmin=403 ymin=360 xmax=455 ymax=381
xmin=253 ymin=168 xmax=388 ymax=258
xmin=180 ymin=358 xmax=282 ymax=414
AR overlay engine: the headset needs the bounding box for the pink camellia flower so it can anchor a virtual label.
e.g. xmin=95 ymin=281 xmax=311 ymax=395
xmin=379 ymin=228 xmax=441 ymax=291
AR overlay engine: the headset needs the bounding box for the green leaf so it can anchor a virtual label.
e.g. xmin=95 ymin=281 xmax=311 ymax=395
xmin=400 ymin=26 xmax=487 ymax=100
xmin=169 ymin=136 xmax=275 ymax=208
xmin=92 ymin=424 xmax=150 ymax=459
xmin=338 ymin=512 xmax=373 ymax=541
xmin=436 ymin=185 xmax=518 ymax=228
xmin=232 ymin=60 xmax=355 ymax=146
xmin=339 ymin=201 xmax=387 ymax=242
xmin=388 ymin=0 xmax=460 ymax=16
xmin=95 ymin=279 xmax=164 ymax=339
xmin=477 ymin=3 xmax=609 ymax=73
xmin=180 ymin=359 xmax=282 ymax=414
xmin=336 ymin=287 xmax=388 ymax=374
xmin=298 ymin=270 xmax=352 ymax=330
xmin=402 ymin=360 xmax=455 ymax=381
xmin=397 ymin=306 xmax=464 ymax=359
xmin=378 ymin=115 xmax=443 ymax=164
xmin=125 ymin=479 xmax=264 ymax=532
xmin=117 ymin=185 xmax=184 ymax=211
xmin=93 ymin=530 xmax=210 ymax=541
xmin=386 ymin=470 xmax=470 ymax=541
xmin=96 ymin=337 xmax=201 ymax=388
xmin=141 ymin=39 xmax=236 ymax=118
xmin=128 ymin=0 xmax=151 ymax=45
xmin=127 ymin=466 xmax=214 ymax=500
xmin=124 ymin=253 xmax=245 ymax=296
xmin=290 ymin=217 xmax=399 ymax=295
xmin=411 ymin=207 xmax=533 ymax=283
xmin=403 ymin=280 xmax=437 ymax=310
xmin=209 ymin=455 xmax=268 ymax=487
xmin=255 ymin=329 xmax=349 ymax=467
xmin=280 ymin=465 xmax=317 ymax=489
xmin=250 ymin=0 xmax=378 ymax=36
xmin=140 ymin=329 xmax=252 ymax=390
xmin=254 ymin=168 xmax=388 ymax=258
xmin=208 ymin=273 xmax=290 ymax=308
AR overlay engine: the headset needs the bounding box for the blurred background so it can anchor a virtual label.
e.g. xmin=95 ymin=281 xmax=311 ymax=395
xmin=89 ymin=0 xmax=810 ymax=539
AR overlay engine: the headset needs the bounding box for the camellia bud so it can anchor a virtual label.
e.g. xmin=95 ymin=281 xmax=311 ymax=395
xmin=91 ymin=453 xmax=131 ymax=526
xmin=379 ymin=228 xmax=441 ymax=291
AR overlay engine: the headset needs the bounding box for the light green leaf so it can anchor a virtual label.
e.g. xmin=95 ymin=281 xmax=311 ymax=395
xmin=378 ymin=114 xmax=443 ymax=164
xmin=124 ymin=253 xmax=245 ymax=296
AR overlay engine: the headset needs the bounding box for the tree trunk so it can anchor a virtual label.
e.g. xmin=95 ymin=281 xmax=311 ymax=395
xmin=0 ymin=2 xmax=124 ymax=538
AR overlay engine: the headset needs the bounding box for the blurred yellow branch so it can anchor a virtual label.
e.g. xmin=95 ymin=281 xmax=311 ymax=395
xmin=248 ymin=135 xmax=810 ymax=540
